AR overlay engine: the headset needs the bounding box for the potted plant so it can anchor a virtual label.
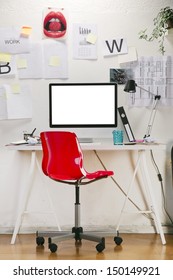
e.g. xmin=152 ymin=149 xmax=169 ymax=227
xmin=138 ymin=6 xmax=173 ymax=55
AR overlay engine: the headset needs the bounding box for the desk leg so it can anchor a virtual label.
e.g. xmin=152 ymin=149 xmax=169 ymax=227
xmin=116 ymin=152 xmax=142 ymax=233
xmin=141 ymin=150 xmax=166 ymax=245
xmin=35 ymin=156 xmax=61 ymax=231
xmin=11 ymin=151 xmax=36 ymax=244
xmin=116 ymin=150 xmax=166 ymax=245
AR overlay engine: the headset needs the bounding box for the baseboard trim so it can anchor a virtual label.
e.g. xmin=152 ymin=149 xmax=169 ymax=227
xmin=1 ymin=224 xmax=173 ymax=235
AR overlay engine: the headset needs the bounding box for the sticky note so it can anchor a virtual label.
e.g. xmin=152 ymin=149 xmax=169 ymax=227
xmin=49 ymin=56 xmax=60 ymax=66
xmin=21 ymin=26 xmax=32 ymax=37
xmin=86 ymin=33 xmax=97 ymax=44
xmin=17 ymin=58 xmax=27 ymax=69
xmin=11 ymin=84 xmax=21 ymax=94
xmin=0 ymin=53 xmax=11 ymax=63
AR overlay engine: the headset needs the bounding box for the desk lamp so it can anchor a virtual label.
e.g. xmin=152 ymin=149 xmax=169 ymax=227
xmin=124 ymin=80 xmax=161 ymax=142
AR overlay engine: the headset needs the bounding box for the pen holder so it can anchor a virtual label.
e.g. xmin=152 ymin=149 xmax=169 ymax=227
xmin=112 ymin=130 xmax=123 ymax=145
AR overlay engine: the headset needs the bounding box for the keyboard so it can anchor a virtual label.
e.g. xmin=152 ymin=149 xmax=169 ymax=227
xmin=78 ymin=138 xmax=94 ymax=143
xmin=80 ymin=142 xmax=101 ymax=145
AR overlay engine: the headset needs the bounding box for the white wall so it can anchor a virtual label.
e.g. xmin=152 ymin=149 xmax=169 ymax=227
xmin=0 ymin=0 xmax=173 ymax=233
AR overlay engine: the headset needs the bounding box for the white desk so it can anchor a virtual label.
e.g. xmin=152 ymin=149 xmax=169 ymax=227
xmin=7 ymin=139 xmax=166 ymax=245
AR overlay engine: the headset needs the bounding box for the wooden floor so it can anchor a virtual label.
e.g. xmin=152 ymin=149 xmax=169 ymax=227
xmin=0 ymin=233 xmax=173 ymax=260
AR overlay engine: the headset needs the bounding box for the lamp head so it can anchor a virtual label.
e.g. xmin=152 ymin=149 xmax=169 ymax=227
xmin=124 ymin=80 xmax=136 ymax=93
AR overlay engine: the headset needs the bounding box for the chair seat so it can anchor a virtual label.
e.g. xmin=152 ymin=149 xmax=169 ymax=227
xmin=85 ymin=170 xmax=114 ymax=180
xmin=49 ymin=170 xmax=114 ymax=182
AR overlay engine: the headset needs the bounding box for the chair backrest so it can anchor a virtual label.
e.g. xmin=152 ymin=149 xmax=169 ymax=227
xmin=40 ymin=131 xmax=86 ymax=180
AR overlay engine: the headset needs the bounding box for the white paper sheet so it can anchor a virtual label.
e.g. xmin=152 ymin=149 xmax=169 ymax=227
xmin=0 ymin=27 xmax=31 ymax=54
xmin=118 ymin=46 xmax=138 ymax=64
xmin=0 ymin=86 xmax=8 ymax=119
xmin=17 ymin=43 xmax=43 ymax=79
xmin=0 ymin=55 xmax=16 ymax=78
xmin=123 ymin=56 xmax=173 ymax=107
xmin=42 ymin=40 xmax=68 ymax=79
xmin=102 ymin=38 xmax=128 ymax=56
xmin=73 ymin=23 xmax=97 ymax=60
xmin=0 ymin=84 xmax=32 ymax=120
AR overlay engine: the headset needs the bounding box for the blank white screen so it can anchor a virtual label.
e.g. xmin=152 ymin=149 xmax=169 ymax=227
xmin=50 ymin=84 xmax=117 ymax=127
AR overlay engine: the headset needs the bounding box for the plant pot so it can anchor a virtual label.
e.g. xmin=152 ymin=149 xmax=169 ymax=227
xmin=166 ymin=18 xmax=173 ymax=29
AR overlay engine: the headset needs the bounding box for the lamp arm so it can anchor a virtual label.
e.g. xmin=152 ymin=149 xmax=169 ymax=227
xmin=137 ymin=84 xmax=157 ymax=98
xmin=124 ymin=80 xmax=161 ymax=141
xmin=143 ymin=95 xmax=161 ymax=139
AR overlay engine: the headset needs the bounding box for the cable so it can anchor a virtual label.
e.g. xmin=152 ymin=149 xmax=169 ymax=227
xmin=94 ymin=150 xmax=153 ymax=221
xmin=150 ymin=150 xmax=173 ymax=224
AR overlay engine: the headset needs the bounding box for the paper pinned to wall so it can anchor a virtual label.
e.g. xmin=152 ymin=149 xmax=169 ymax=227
xmin=0 ymin=55 xmax=16 ymax=77
xmin=0 ymin=27 xmax=31 ymax=54
xmin=17 ymin=43 xmax=43 ymax=79
xmin=0 ymin=84 xmax=32 ymax=120
xmin=102 ymin=38 xmax=128 ymax=56
xmin=0 ymin=86 xmax=7 ymax=120
xmin=43 ymin=40 xmax=68 ymax=79
xmin=73 ymin=23 xmax=97 ymax=60
xmin=123 ymin=56 xmax=173 ymax=107
xmin=118 ymin=46 xmax=138 ymax=65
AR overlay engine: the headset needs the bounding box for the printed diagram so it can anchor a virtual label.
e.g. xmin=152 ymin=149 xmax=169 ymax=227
xmin=123 ymin=56 xmax=173 ymax=107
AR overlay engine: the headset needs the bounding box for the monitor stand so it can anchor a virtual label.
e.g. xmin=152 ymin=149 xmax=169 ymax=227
xmin=78 ymin=138 xmax=93 ymax=143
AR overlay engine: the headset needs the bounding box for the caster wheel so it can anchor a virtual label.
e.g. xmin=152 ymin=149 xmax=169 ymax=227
xmin=49 ymin=243 xmax=58 ymax=253
xmin=36 ymin=236 xmax=45 ymax=246
xmin=96 ymin=243 xmax=105 ymax=253
xmin=75 ymin=239 xmax=82 ymax=245
xmin=114 ymin=236 xmax=123 ymax=245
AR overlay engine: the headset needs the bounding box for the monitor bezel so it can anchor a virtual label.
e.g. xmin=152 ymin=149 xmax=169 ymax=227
xmin=49 ymin=83 xmax=117 ymax=128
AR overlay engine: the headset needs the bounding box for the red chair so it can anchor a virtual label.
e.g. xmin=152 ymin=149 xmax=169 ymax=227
xmin=36 ymin=131 xmax=114 ymax=253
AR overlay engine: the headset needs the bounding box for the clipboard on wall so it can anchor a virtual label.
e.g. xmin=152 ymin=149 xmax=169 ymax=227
xmin=118 ymin=106 xmax=135 ymax=142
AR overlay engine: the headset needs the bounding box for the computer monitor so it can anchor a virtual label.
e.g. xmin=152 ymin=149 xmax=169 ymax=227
xmin=49 ymin=83 xmax=118 ymax=129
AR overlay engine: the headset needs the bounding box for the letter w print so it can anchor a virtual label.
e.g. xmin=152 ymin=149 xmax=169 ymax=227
xmin=103 ymin=38 xmax=128 ymax=56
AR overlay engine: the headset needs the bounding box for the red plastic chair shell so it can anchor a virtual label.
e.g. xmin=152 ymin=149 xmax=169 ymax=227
xmin=40 ymin=131 xmax=114 ymax=182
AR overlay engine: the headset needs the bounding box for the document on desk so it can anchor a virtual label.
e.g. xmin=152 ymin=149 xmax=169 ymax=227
xmin=10 ymin=140 xmax=28 ymax=145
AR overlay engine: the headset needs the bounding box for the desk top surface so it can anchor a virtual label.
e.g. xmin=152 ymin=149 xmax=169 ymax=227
xmin=6 ymin=138 xmax=166 ymax=151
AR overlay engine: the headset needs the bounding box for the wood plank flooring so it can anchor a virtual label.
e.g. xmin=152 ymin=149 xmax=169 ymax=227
xmin=0 ymin=233 xmax=173 ymax=260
